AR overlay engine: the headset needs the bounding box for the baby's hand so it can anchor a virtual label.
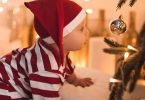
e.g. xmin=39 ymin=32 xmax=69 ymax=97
xmin=72 ymin=77 xmax=94 ymax=87
xmin=66 ymin=73 xmax=94 ymax=87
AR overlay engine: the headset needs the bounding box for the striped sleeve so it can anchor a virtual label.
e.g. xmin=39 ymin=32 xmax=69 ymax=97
xmin=0 ymin=80 xmax=31 ymax=100
xmin=29 ymin=71 xmax=61 ymax=100
xmin=0 ymin=50 xmax=32 ymax=99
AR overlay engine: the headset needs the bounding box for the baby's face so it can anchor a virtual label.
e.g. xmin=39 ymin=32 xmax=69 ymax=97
xmin=63 ymin=19 xmax=89 ymax=52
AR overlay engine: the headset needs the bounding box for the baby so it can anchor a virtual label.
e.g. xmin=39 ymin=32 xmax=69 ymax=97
xmin=0 ymin=0 xmax=93 ymax=99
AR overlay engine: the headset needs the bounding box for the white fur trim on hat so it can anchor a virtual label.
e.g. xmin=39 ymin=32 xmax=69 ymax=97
xmin=63 ymin=9 xmax=86 ymax=37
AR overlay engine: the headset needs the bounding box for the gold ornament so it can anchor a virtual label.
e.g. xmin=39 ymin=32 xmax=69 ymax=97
xmin=110 ymin=15 xmax=127 ymax=35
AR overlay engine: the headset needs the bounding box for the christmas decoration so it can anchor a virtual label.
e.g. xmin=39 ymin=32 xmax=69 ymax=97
xmin=105 ymin=0 xmax=144 ymax=99
xmin=117 ymin=0 xmax=137 ymax=9
xmin=110 ymin=15 xmax=127 ymax=35
xmin=103 ymin=35 xmax=145 ymax=100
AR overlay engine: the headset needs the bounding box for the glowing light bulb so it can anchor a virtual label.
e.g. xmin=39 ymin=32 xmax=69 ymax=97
xmin=86 ymin=9 xmax=93 ymax=14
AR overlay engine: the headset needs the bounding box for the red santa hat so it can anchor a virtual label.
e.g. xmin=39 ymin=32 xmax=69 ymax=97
xmin=24 ymin=0 xmax=86 ymax=65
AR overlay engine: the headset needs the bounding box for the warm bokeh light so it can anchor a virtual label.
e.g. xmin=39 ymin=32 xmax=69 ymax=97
xmin=124 ymin=52 xmax=129 ymax=60
xmin=2 ymin=0 xmax=8 ymax=4
xmin=110 ymin=78 xmax=121 ymax=83
xmin=138 ymin=80 xmax=145 ymax=86
xmin=76 ymin=61 xmax=86 ymax=68
xmin=13 ymin=7 xmax=20 ymax=15
xmin=36 ymin=34 xmax=39 ymax=39
xmin=69 ymin=44 xmax=88 ymax=68
xmin=81 ymin=61 xmax=86 ymax=67
xmin=86 ymin=9 xmax=93 ymax=14
xmin=84 ymin=0 xmax=90 ymax=2
xmin=0 ymin=7 xmax=4 ymax=13
xmin=127 ymin=45 xmax=138 ymax=51
xmin=124 ymin=45 xmax=137 ymax=60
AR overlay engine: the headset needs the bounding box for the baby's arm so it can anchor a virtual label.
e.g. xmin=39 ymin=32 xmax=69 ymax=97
xmin=66 ymin=72 xmax=94 ymax=87
xmin=65 ymin=54 xmax=93 ymax=87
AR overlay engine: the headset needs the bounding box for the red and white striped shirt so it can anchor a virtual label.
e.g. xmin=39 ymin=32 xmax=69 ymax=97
xmin=0 ymin=38 xmax=75 ymax=100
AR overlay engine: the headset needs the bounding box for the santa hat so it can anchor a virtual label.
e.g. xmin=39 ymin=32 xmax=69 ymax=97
xmin=24 ymin=0 xmax=86 ymax=65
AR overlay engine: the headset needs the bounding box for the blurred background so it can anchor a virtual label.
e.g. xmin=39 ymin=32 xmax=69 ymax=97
xmin=0 ymin=0 xmax=145 ymax=75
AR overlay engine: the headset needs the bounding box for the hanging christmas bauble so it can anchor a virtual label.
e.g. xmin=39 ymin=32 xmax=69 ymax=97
xmin=110 ymin=15 xmax=127 ymax=35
